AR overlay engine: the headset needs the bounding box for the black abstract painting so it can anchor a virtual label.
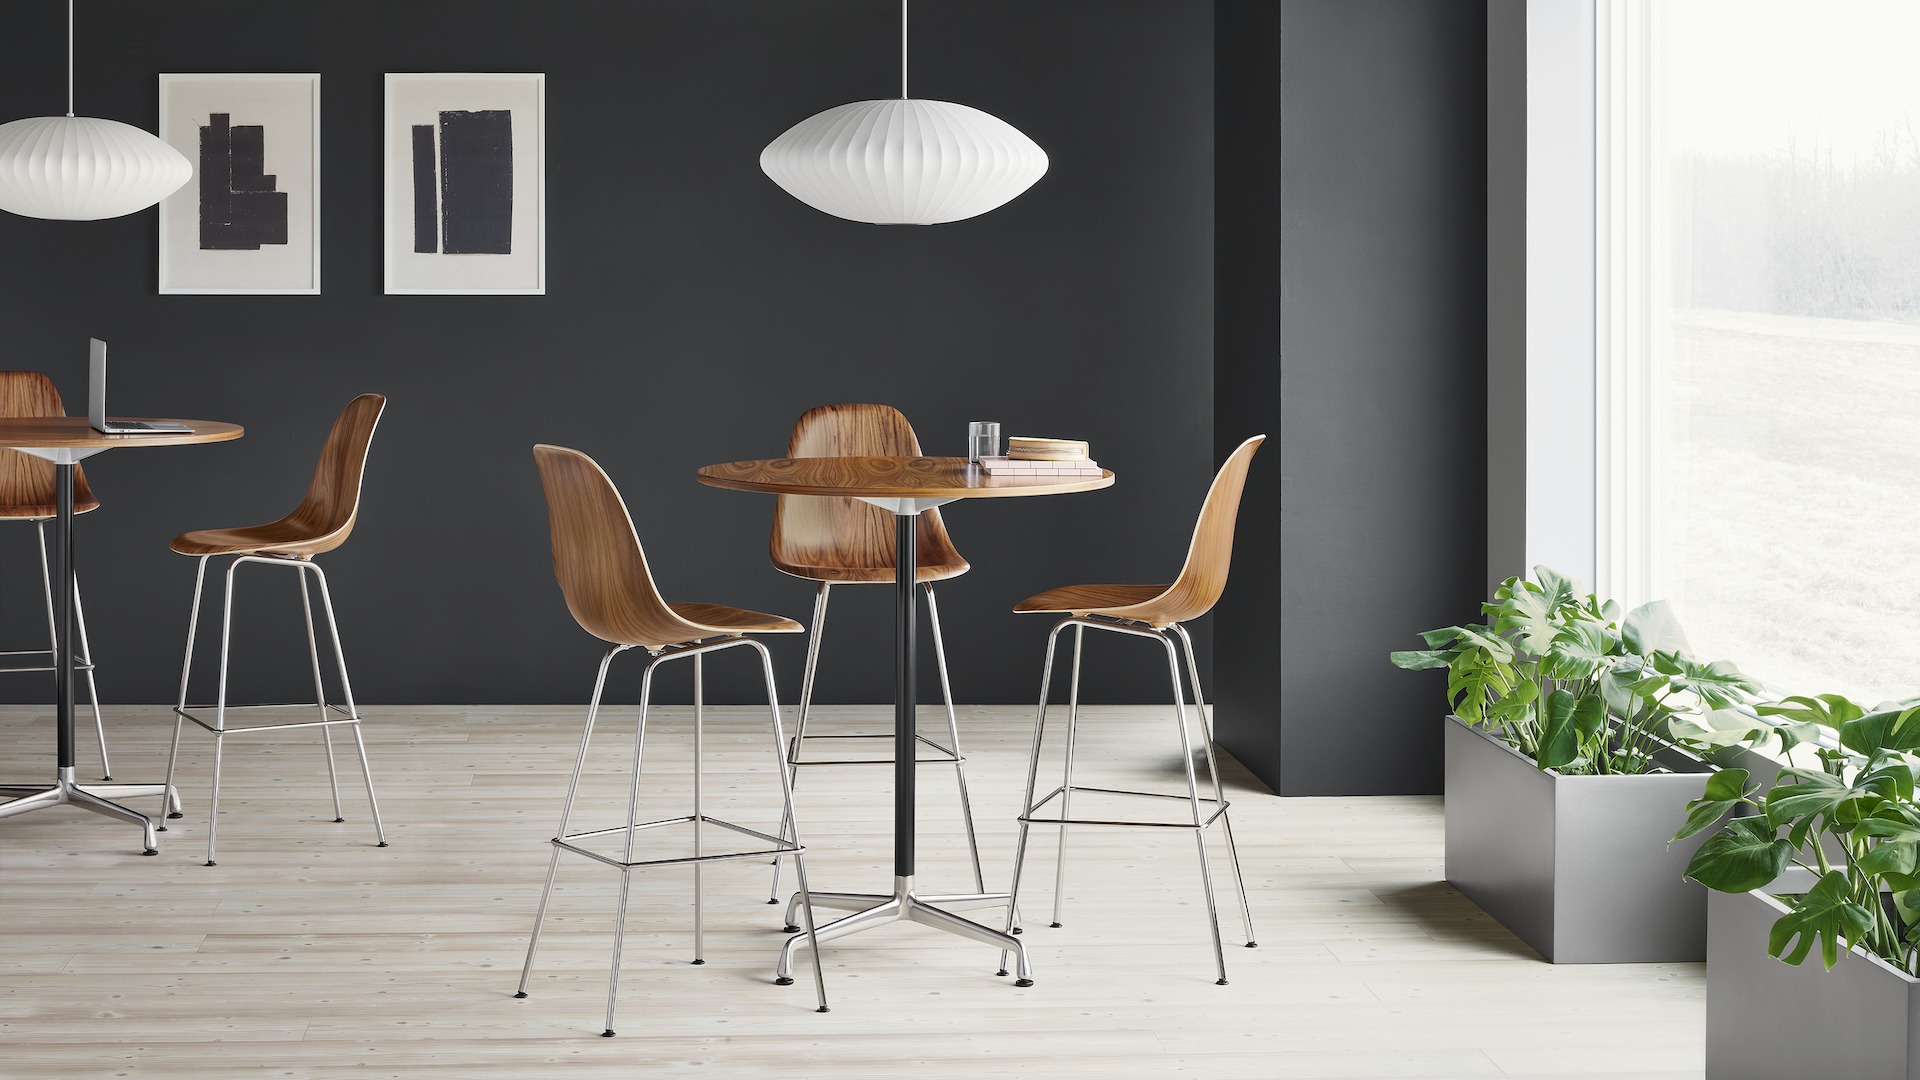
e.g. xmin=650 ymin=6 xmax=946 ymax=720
xmin=199 ymin=113 xmax=288 ymax=250
xmin=411 ymin=125 xmax=438 ymax=253
xmin=411 ymin=109 xmax=513 ymax=255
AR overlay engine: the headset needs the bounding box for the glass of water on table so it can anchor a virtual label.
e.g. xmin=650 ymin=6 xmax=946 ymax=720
xmin=968 ymin=421 xmax=1001 ymax=464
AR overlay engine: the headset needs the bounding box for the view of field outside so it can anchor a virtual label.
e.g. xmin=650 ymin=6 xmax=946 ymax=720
xmin=1655 ymin=0 xmax=1920 ymax=704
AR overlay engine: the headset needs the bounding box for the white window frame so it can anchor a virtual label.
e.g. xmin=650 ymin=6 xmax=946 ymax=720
xmin=1593 ymin=0 xmax=1665 ymax=612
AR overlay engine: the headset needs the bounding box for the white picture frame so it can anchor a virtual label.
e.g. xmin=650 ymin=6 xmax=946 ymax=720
xmin=158 ymin=73 xmax=321 ymax=295
xmin=384 ymin=73 xmax=545 ymax=295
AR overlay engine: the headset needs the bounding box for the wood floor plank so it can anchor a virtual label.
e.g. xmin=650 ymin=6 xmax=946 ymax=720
xmin=1 ymin=704 xmax=1706 ymax=1078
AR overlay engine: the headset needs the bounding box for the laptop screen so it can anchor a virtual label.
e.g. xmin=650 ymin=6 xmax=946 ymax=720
xmin=88 ymin=338 xmax=107 ymax=430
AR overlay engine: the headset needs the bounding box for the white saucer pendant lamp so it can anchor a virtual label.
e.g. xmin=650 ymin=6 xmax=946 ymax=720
xmin=760 ymin=0 xmax=1047 ymax=225
xmin=0 ymin=1 xmax=191 ymax=220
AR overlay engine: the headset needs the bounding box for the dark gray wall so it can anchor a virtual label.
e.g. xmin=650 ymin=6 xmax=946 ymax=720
xmin=0 ymin=1 xmax=1216 ymax=707
xmin=1272 ymin=0 xmax=1489 ymax=794
xmin=1486 ymin=0 xmax=1526 ymax=594
xmin=1210 ymin=0 xmax=1281 ymax=789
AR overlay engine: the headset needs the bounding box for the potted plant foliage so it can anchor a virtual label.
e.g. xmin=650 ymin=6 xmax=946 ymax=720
xmin=1391 ymin=566 xmax=1763 ymax=962
xmin=1680 ymin=695 xmax=1920 ymax=1078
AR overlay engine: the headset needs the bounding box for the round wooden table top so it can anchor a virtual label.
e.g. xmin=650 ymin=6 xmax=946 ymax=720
xmin=697 ymin=456 xmax=1115 ymax=499
xmin=0 ymin=417 xmax=243 ymax=449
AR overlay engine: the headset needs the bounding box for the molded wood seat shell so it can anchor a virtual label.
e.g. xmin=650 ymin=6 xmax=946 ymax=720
xmin=534 ymin=444 xmax=801 ymax=649
xmin=0 ymin=372 xmax=98 ymax=519
xmin=171 ymin=394 xmax=385 ymax=558
xmin=1012 ymin=436 xmax=1265 ymax=627
xmin=770 ymin=403 xmax=969 ymax=584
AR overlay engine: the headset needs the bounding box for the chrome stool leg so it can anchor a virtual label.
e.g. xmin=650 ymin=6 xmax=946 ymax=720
xmin=160 ymin=556 xmax=211 ymax=833
xmin=1162 ymin=632 xmax=1229 ymax=985
xmin=602 ymin=658 xmax=657 ymax=1037
xmin=1000 ymin=620 xmax=1068 ymax=977
xmin=73 ymin=576 xmax=111 ymax=782
xmin=309 ymin=562 xmax=386 ymax=848
xmin=923 ymin=583 xmax=986 ymax=893
xmin=1175 ymin=624 xmax=1256 ymax=948
xmin=204 ymin=557 xmax=242 ymax=866
xmin=516 ymin=648 xmax=623 ymax=1002
xmin=299 ymin=568 xmax=345 ymax=823
xmin=692 ymin=654 xmax=705 ymax=965
xmin=769 ymin=582 xmax=830 ymax=904
xmin=750 ymin=639 xmax=829 ymax=1012
xmin=1050 ymin=623 xmax=1085 ymax=927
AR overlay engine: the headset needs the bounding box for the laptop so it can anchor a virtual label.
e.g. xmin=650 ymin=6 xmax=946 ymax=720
xmin=89 ymin=339 xmax=189 ymax=434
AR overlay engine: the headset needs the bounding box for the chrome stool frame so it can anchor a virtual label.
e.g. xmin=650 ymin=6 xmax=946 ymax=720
xmin=1001 ymin=615 xmax=1257 ymax=985
xmin=161 ymin=552 xmax=387 ymax=865
xmin=767 ymin=579 xmax=985 ymax=903
xmin=514 ymin=634 xmax=829 ymax=1035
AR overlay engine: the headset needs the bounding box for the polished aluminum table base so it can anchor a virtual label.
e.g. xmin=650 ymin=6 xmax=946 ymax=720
xmin=776 ymin=878 xmax=1032 ymax=985
xmin=0 ymin=457 xmax=179 ymax=856
xmin=0 ymin=766 xmax=178 ymax=854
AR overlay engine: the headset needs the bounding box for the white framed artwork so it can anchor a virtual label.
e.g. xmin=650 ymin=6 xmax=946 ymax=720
xmin=384 ymin=73 xmax=545 ymax=295
xmin=158 ymin=73 xmax=320 ymax=295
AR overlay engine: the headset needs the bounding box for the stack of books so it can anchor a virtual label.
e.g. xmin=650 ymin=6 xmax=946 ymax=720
xmin=981 ymin=437 xmax=1103 ymax=476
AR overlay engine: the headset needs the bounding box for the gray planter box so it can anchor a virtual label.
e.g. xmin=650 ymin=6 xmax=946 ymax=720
xmin=1444 ymin=714 xmax=1715 ymax=963
xmin=1708 ymin=868 xmax=1920 ymax=1079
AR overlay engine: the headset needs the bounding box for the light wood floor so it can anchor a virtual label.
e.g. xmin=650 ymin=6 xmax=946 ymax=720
xmin=1 ymin=703 xmax=1705 ymax=1079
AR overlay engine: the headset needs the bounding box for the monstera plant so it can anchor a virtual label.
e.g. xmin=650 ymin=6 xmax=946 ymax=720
xmin=1680 ymin=696 xmax=1920 ymax=972
xmin=1391 ymin=566 xmax=1763 ymax=775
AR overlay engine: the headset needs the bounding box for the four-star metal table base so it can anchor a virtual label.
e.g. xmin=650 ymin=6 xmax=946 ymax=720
xmin=0 ymin=451 xmax=177 ymax=853
xmin=776 ymin=499 xmax=1034 ymax=986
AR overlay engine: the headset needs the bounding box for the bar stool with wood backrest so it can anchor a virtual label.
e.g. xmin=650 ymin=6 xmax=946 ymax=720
xmin=161 ymin=394 xmax=389 ymax=866
xmin=0 ymin=372 xmax=114 ymax=783
xmin=764 ymin=403 xmax=985 ymax=906
xmin=514 ymin=445 xmax=828 ymax=1035
xmin=1000 ymin=435 xmax=1265 ymax=985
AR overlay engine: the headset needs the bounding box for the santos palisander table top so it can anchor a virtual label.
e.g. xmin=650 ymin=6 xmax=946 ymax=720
xmin=0 ymin=417 xmax=244 ymax=451
xmin=696 ymin=455 xmax=1114 ymax=500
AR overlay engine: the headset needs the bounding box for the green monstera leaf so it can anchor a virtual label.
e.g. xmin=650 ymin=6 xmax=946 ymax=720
xmin=1536 ymin=689 xmax=1607 ymax=770
xmin=1446 ymin=649 xmax=1518 ymax=726
xmin=1769 ymin=871 xmax=1876 ymax=969
xmin=1543 ymin=620 xmax=1622 ymax=682
xmin=1841 ymin=705 xmax=1920 ymax=756
xmin=1530 ymin=565 xmax=1579 ymax=611
xmin=1622 ymin=599 xmax=1693 ymax=657
xmin=1489 ymin=583 xmax=1565 ymax=658
xmin=1684 ymin=815 xmax=1792 ymax=893
xmin=1766 ymin=756 xmax=1914 ymax=861
xmin=1664 ymin=656 xmax=1764 ymax=711
xmin=1758 ymin=694 xmax=1865 ymax=731
xmin=1673 ymin=769 xmax=1754 ymax=842
xmin=1390 ymin=649 xmax=1451 ymax=671
xmin=1669 ymin=709 xmax=1770 ymax=749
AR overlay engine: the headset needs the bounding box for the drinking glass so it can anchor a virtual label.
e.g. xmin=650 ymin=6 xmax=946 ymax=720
xmin=968 ymin=421 xmax=1001 ymax=464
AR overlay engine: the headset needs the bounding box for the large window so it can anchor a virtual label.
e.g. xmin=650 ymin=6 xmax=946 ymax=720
xmin=1603 ymin=0 xmax=1920 ymax=704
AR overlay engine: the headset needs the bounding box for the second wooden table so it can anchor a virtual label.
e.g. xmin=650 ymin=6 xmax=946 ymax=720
xmin=697 ymin=455 xmax=1114 ymax=987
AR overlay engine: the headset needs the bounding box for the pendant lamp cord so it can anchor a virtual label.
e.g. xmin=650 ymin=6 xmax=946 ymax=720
xmin=900 ymin=0 xmax=908 ymax=99
xmin=66 ymin=0 xmax=75 ymax=116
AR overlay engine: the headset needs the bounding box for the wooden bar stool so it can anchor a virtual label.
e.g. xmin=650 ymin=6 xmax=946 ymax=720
xmin=0 ymin=372 xmax=113 ymax=783
xmin=160 ymin=394 xmax=388 ymax=865
xmin=514 ymin=445 xmax=828 ymax=1035
xmin=1001 ymin=436 xmax=1265 ymax=985
xmin=764 ymin=403 xmax=985 ymax=905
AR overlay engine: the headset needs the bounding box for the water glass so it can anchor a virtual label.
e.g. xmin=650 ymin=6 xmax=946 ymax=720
xmin=968 ymin=421 xmax=1001 ymax=463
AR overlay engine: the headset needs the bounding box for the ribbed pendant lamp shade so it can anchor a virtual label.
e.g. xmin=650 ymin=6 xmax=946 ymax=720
xmin=0 ymin=115 xmax=191 ymax=220
xmin=0 ymin=2 xmax=193 ymax=221
xmin=759 ymin=1 xmax=1046 ymax=225
xmin=760 ymin=98 xmax=1047 ymax=225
